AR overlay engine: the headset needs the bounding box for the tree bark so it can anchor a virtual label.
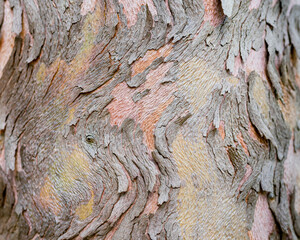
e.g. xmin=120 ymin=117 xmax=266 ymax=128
xmin=0 ymin=0 xmax=300 ymax=239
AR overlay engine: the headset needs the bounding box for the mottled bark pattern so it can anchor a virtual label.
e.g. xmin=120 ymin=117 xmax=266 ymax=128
xmin=0 ymin=0 xmax=300 ymax=239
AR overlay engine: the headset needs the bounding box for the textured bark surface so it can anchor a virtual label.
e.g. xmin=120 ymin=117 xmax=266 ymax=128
xmin=0 ymin=0 xmax=300 ymax=239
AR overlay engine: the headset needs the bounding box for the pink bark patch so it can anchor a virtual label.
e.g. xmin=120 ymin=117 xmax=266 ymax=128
xmin=249 ymin=0 xmax=261 ymax=10
xmin=245 ymin=46 xmax=267 ymax=80
xmin=284 ymin=138 xmax=300 ymax=213
xmin=233 ymin=40 xmax=268 ymax=81
xmin=287 ymin=0 xmax=300 ymax=15
xmin=0 ymin=1 xmax=16 ymax=79
xmin=203 ymin=0 xmax=225 ymax=26
xmin=250 ymin=194 xmax=275 ymax=240
xmin=143 ymin=183 xmax=159 ymax=215
xmin=118 ymin=0 xmax=157 ymax=27
xmin=16 ymin=138 xmax=24 ymax=172
xmin=233 ymin=54 xmax=243 ymax=76
xmin=81 ymin=0 xmax=96 ymax=15
xmin=108 ymin=62 xmax=176 ymax=150
xmin=23 ymin=211 xmax=33 ymax=235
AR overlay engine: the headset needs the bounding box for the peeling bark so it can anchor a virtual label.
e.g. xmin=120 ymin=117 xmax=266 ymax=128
xmin=0 ymin=0 xmax=300 ymax=239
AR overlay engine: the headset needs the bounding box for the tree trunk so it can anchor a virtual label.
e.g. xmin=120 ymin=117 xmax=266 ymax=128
xmin=0 ymin=0 xmax=300 ymax=239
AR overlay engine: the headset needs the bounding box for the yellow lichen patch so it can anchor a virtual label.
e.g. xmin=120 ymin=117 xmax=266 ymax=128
xmin=35 ymin=3 xmax=105 ymax=91
xmin=80 ymin=4 xmax=104 ymax=54
xmin=226 ymin=76 xmax=239 ymax=86
xmin=40 ymin=144 xmax=94 ymax=216
xmin=251 ymin=74 xmax=270 ymax=125
xmin=36 ymin=63 xmax=46 ymax=84
xmin=76 ymin=190 xmax=94 ymax=220
xmin=279 ymin=85 xmax=297 ymax=129
xmin=40 ymin=95 xmax=69 ymax=131
xmin=178 ymin=58 xmax=222 ymax=117
xmin=175 ymin=57 xmax=248 ymax=238
xmin=39 ymin=176 xmax=62 ymax=215
xmin=31 ymin=2 xmax=107 ymax=117
xmin=66 ymin=3 xmax=105 ymax=80
xmin=172 ymin=132 xmax=213 ymax=237
xmin=172 ymin=132 xmax=248 ymax=239
xmin=51 ymin=145 xmax=91 ymax=192
xmin=36 ymin=56 xmax=61 ymax=85
xmin=64 ymin=107 xmax=76 ymax=125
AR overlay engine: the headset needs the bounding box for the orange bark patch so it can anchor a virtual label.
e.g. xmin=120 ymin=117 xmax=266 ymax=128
xmin=237 ymin=164 xmax=252 ymax=193
xmin=141 ymin=97 xmax=174 ymax=150
xmin=108 ymin=62 xmax=176 ymax=150
xmin=248 ymin=121 xmax=268 ymax=146
xmin=39 ymin=177 xmax=62 ymax=215
xmin=237 ymin=132 xmax=249 ymax=156
xmin=0 ymin=145 xmax=5 ymax=172
xmin=203 ymin=0 xmax=225 ymax=26
xmin=132 ymin=44 xmax=173 ymax=76
xmin=218 ymin=120 xmax=225 ymax=140
xmin=21 ymin=0 xmax=31 ymax=39
xmin=247 ymin=231 xmax=254 ymax=240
